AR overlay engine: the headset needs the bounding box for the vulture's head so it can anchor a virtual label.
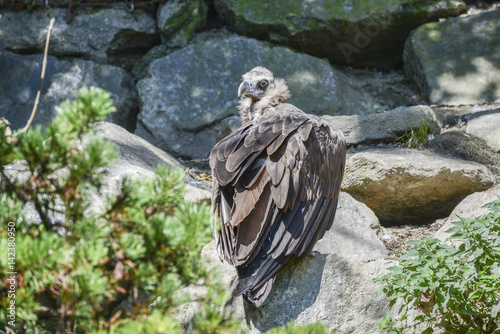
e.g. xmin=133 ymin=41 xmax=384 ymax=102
xmin=237 ymin=66 xmax=291 ymax=123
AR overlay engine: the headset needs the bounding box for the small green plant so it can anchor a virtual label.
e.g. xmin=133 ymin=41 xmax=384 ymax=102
xmin=396 ymin=113 xmax=434 ymax=148
xmin=326 ymin=103 xmax=338 ymax=117
xmin=375 ymin=198 xmax=500 ymax=334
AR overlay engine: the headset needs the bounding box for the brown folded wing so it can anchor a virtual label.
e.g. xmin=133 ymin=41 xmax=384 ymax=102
xmin=210 ymin=103 xmax=346 ymax=306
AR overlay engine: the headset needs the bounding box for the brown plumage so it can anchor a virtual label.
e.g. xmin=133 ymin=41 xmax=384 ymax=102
xmin=209 ymin=66 xmax=346 ymax=307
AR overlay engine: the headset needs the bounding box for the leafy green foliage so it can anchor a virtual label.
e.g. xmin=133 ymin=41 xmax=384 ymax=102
xmin=396 ymin=113 xmax=434 ymax=148
xmin=375 ymin=198 xmax=500 ymax=333
xmin=0 ymin=87 xmax=241 ymax=333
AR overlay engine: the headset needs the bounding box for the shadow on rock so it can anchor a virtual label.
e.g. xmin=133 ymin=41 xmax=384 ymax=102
xmin=243 ymin=254 xmax=327 ymax=332
xmin=242 ymin=251 xmax=390 ymax=333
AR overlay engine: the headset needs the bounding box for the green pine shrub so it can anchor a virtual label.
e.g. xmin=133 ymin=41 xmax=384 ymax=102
xmin=0 ymin=87 xmax=241 ymax=333
xmin=375 ymin=198 xmax=500 ymax=334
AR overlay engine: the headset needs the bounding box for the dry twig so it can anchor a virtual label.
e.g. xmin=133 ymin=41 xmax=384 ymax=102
xmin=18 ymin=17 xmax=55 ymax=134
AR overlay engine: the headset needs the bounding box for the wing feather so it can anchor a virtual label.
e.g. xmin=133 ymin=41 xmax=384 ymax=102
xmin=266 ymin=133 xmax=288 ymax=155
xmin=271 ymin=167 xmax=290 ymax=209
xmin=223 ymin=124 xmax=251 ymax=158
xmin=231 ymin=170 xmax=269 ymax=226
xmin=266 ymin=159 xmax=286 ymax=186
xmin=298 ymin=121 xmax=313 ymax=141
xmin=234 ymin=184 xmax=273 ymax=265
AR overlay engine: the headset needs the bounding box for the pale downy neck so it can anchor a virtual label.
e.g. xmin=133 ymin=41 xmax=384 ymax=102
xmin=238 ymin=78 xmax=291 ymax=123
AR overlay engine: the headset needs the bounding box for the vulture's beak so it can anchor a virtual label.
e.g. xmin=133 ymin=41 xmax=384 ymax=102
xmin=238 ymin=80 xmax=263 ymax=98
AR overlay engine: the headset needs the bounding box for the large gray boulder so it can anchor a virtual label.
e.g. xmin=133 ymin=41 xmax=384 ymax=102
xmin=93 ymin=122 xmax=209 ymax=205
xmin=335 ymin=67 xmax=423 ymax=111
xmin=95 ymin=122 xmax=183 ymax=172
xmin=86 ymin=122 xmax=186 ymax=215
xmin=214 ymin=0 xmax=465 ymax=70
xmin=428 ymin=104 xmax=500 ymax=176
xmin=314 ymin=192 xmax=388 ymax=262
xmin=96 ymin=122 xmax=209 ymax=204
xmin=466 ymin=108 xmax=500 ymax=153
xmin=434 ymin=184 xmax=500 ymax=242
xmin=0 ymin=51 xmax=138 ymax=131
xmin=431 ymin=103 xmax=500 ymax=127
xmin=136 ymin=34 xmax=389 ymax=159
xmin=201 ymin=191 xmax=392 ymax=333
xmin=323 ymin=105 xmax=441 ymax=147
xmin=244 ymin=255 xmax=391 ymax=333
xmin=404 ymin=9 xmax=500 ymax=105
xmin=0 ymin=8 xmax=159 ymax=64
xmin=87 ymin=122 xmax=210 ymax=217
xmin=342 ymin=148 xmax=495 ymax=225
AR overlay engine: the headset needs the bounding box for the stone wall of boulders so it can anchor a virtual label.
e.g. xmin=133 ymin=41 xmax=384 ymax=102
xmin=2 ymin=0 xmax=500 ymax=333
xmin=2 ymin=1 xmax=499 ymax=159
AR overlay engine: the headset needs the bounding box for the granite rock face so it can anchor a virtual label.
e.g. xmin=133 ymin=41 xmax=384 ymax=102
xmin=0 ymin=51 xmax=138 ymax=131
xmin=342 ymin=148 xmax=495 ymax=225
xmin=86 ymin=122 xmax=209 ymax=215
xmin=404 ymin=9 xmax=500 ymax=105
xmin=0 ymin=8 xmax=159 ymax=64
xmin=244 ymin=254 xmax=391 ymax=333
xmin=323 ymin=105 xmax=440 ymax=147
xmin=86 ymin=122 xmax=184 ymax=215
xmin=135 ymin=34 xmax=384 ymax=159
xmin=314 ymin=192 xmax=388 ymax=262
xmin=94 ymin=122 xmax=182 ymax=171
xmin=466 ymin=108 xmax=500 ymax=153
xmin=214 ymin=0 xmax=465 ymax=69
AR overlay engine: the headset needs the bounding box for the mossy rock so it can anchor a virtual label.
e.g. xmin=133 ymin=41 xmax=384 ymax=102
xmin=157 ymin=0 xmax=208 ymax=47
xmin=214 ymin=0 xmax=465 ymax=70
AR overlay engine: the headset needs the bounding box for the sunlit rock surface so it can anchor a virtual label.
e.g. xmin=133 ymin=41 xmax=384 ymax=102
xmin=404 ymin=9 xmax=500 ymax=105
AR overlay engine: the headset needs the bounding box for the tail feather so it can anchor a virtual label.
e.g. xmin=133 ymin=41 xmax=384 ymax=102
xmin=234 ymin=254 xmax=286 ymax=307
xmin=239 ymin=277 xmax=275 ymax=307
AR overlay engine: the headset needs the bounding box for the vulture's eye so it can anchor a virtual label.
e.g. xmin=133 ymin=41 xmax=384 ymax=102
xmin=258 ymin=80 xmax=268 ymax=89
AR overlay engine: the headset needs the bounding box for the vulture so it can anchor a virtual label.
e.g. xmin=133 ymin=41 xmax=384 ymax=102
xmin=209 ymin=66 xmax=346 ymax=307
